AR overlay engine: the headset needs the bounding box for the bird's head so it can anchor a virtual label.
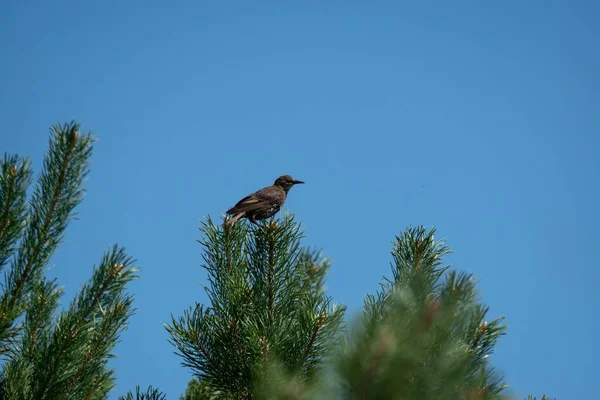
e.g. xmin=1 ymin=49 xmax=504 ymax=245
xmin=274 ymin=175 xmax=304 ymax=192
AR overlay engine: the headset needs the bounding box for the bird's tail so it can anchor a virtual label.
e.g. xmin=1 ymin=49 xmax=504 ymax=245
xmin=224 ymin=213 xmax=244 ymax=226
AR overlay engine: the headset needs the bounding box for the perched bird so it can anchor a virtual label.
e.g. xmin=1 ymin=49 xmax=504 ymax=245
xmin=225 ymin=175 xmax=304 ymax=225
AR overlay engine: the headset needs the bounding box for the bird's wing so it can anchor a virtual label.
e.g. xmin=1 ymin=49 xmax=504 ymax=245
xmin=226 ymin=194 xmax=263 ymax=214
xmin=226 ymin=188 xmax=280 ymax=215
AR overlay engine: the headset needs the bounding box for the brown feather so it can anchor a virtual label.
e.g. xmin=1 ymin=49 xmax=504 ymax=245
xmin=226 ymin=195 xmax=263 ymax=215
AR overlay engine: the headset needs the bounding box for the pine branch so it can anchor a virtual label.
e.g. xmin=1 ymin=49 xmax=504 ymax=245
xmin=0 ymin=122 xmax=139 ymax=400
xmin=1 ymin=278 xmax=62 ymax=397
xmin=119 ymin=385 xmax=167 ymax=400
xmin=167 ymin=304 xmax=217 ymax=378
xmin=62 ymin=296 xmax=134 ymax=397
xmin=0 ymin=123 xmax=93 ymax=357
xmin=1 ymin=356 xmax=34 ymax=399
xmin=331 ymin=226 xmax=511 ymax=399
xmin=23 ymin=278 xmax=63 ymax=361
xmin=30 ymin=245 xmax=137 ymax=400
xmin=179 ymin=377 xmax=223 ymax=400
xmin=300 ymin=313 xmax=324 ymax=368
xmin=268 ymin=227 xmax=275 ymax=318
xmin=11 ymin=125 xmax=83 ymax=305
xmin=171 ymin=213 xmax=345 ymax=398
xmin=0 ymin=154 xmax=32 ymax=269
xmin=81 ymin=369 xmax=115 ymax=400
xmin=3 ymin=122 xmax=93 ymax=316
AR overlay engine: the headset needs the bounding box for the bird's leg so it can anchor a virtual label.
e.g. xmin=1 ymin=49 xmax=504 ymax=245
xmin=249 ymin=216 xmax=260 ymax=226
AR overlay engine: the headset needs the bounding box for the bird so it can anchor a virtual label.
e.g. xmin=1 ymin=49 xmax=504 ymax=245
xmin=225 ymin=175 xmax=304 ymax=226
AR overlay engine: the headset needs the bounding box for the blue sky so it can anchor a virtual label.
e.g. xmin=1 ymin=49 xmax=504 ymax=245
xmin=1 ymin=1 xmax=598 ymax=398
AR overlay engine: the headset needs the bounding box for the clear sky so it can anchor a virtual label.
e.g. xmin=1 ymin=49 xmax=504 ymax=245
xmin=1 ymin=1 xmax=598 ymax=398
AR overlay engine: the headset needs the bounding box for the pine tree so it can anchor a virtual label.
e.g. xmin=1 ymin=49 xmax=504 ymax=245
xmin=0 ymin=122 xmax=147 ymax=399
xmin=167 ymin=215 xmax=346 ymax=399
xmin=2 ymin=123 xmax=552 ymax=399
xmin=175 ymin=221 xmax=553 ymax=399
xmin=332 ymin=226 xmax=508 ymax=399
xmin=250 ymin=226 xmax=502 ymax=399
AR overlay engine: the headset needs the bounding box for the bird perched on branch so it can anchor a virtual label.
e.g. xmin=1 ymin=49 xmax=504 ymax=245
xmin=225 ymin=175 xmax=304 ymax=226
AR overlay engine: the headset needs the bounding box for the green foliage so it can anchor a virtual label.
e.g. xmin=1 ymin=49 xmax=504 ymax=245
xmin=250 ymin=227 xmax=509 ymax=400
xmin=0 ymin=154 xmax=32 ymax=270
xmin=1 ymin=123 xmax=551 ymax=399
xmin=167 ymin=215 xmax=346 ymax=399
xmin=332 ymin=227 xmax=508 ymax=399
xmin=179 ymin=378 xmax=216 ymax=400
xmin=174 ymin=218 xmax=553 ymax=399
xmin=119 ymin=385 xmax=167 ymax=400
xmin=0 ymin=122 xmax=141 ymax=399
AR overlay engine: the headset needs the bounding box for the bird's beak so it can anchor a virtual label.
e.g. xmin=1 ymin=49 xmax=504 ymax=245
xmin=293 ymin=180 xmax=304 ymax=184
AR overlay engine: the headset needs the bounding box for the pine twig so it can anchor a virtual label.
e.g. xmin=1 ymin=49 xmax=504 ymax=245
xmin=10 ymin=131 xmax=78 ymax=307
xmin=0 ymin=164 xmax=18 ymax=239
xmin=301 ymin=313 xmax=325 ymax=367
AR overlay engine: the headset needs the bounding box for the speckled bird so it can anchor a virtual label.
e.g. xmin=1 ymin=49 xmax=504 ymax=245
xmin=225 ymin=175 xmax=304 ymax=225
